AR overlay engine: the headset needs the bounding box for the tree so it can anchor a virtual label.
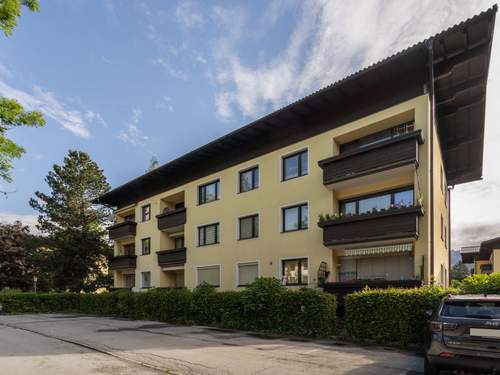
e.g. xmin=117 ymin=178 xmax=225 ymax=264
xmin=0 ymin=0 xmax=40 ymax=36
xmin=29 ymin=150 xmax=112 ymax=292
xmin=147 ymin=156 xmax=159 ymax=171
xmin=0 ymin=221 xmax=33 ymax=290
xmin=450 ymin=261 xmax=470 ymax=282
xmin=0 ymin=98 xmax=45 ymax=182
xmin=1 ymin=1 xmax=45 ymax=185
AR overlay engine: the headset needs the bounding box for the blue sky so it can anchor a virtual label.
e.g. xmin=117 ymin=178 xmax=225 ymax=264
xmin=1 ymin=0 xmax=499 ymax=248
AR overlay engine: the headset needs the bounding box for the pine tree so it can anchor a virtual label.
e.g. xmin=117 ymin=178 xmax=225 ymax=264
xmin=29 ymin=150 xmax=112 ymax=292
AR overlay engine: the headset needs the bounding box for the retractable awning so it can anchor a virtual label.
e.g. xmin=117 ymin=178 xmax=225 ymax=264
xmin=343 ymin=243 xmax=413 ymax=257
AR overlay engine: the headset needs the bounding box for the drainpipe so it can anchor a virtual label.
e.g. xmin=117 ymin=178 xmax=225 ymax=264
xmin=426 ymin=40 xmax=436 ymax=283
xmin=448 ymin=186 xmax=453 ymax=285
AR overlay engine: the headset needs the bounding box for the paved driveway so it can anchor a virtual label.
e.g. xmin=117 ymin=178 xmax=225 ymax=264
xmin=0 ymin=314 xmax=422 ymax=375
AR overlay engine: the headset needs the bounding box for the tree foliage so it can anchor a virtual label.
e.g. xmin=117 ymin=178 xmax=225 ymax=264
xmin=29 ymin=150 xmax=112 ymax=292
xmin=450 ymin=261 xmax=470 ymax=282
xmin=0 ymin=221 xmax=32 ymax=290
xmin=0 ymin=97 xmax=45 ymax=182
xmin=0 ymin=0 xmax=40 ymax=36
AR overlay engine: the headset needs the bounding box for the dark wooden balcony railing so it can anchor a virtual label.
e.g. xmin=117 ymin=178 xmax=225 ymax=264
xmin=318 ymin=206 xmax=424 ymax=246
xmin=108 ymin=255 xmax=137 ymax=270
xmin=157 ymin=247 xmax=187 ymax=267
xmin=108 ymin=221 xmax=137 ymax=240
xmin=156 ymin=208 xmax=187 ymax=231
xmin=318 ymin=130 xmax=424 ymax=186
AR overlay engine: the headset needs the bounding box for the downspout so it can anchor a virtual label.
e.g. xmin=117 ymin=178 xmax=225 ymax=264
xmin=426 ymin=39 xmax=435 ymax=283
xmin=448 ymin=186 xmax=453 ymax=285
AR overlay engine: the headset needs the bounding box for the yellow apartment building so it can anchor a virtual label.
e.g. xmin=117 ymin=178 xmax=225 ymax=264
xmin=95 ymin=7 xmax=496 ymax=291
xmin=461 ymin=237 xmax=500 ymax=275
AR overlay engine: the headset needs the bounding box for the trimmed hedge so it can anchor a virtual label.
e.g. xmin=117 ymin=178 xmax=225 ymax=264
xmin=0 ymin=278 xmax=336 ymax=338
xmin=345 ymin=286 xmax=447 ymax=345
xmin=453 ymin=273 xmax=500 ymax=295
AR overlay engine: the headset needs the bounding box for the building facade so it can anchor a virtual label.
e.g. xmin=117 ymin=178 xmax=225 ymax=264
xmin=97 ymin=8 xmax=496 ymax=291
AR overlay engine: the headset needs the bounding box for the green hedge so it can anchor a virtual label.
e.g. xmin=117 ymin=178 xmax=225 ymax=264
xmin=345 ymin=286 xmax=447 ymax=345
xmin=453 ymin=273 xmax=500 ymax=294
xmin=0 ymin=278 xmax=336 ymax=338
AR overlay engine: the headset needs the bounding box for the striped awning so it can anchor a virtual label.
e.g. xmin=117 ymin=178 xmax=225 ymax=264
xmin=343 ymin=243 xmax=413 ymax=257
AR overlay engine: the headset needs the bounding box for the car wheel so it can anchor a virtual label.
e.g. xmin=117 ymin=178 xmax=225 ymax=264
xmin=424 ymin=356 xmax=440 ymax=375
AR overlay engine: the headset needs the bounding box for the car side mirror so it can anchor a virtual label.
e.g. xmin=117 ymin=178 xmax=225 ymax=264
xmin=424 ymin=309 xmax=433 ymax=320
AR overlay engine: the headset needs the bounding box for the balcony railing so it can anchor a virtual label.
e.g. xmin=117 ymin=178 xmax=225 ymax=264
xmin=108 ymin=221 xmax=137 ymax=240
xmin=318 ymin=130 xmax=423 ymax=186
xmin=157 ymin=247 xmax=186 ymax=267
xmin=318 ymin=206 xmax=424 ymax=246
xmin=108 ymin=255 xmax=137 ymax=270
xmin=157 ymin=208 xmax=186 ymax=232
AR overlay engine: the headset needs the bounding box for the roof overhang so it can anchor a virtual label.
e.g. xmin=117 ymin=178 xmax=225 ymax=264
xmin=96 ymin=6 xmax=497 ymax=208
xmin=478 ymin=236 xmax=500 ymax=260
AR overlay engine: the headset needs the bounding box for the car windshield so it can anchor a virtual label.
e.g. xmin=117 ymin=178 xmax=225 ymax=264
xmin=441 ymin=300 xmax=500 ymax=319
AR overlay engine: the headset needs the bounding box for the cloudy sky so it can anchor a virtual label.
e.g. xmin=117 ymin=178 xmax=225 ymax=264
xmin=0 ymin=0 xmax=499 ymax=248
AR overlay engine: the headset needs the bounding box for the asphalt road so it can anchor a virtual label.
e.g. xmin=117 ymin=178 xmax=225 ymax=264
xmin=0 ymin=314 xmax=423 ymax=375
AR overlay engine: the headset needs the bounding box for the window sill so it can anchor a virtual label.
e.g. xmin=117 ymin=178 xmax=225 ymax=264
xmin=281 ymin=228 xmax=308 ymax=233
xmin=197 ymin=242 xmax=220 ymax=248
xmin=237 ymin=187 xmax=259 ymax=194
xmin=140 ymin=253 xmax=151 ymax=256
xmin=281 ymin=173 xmax=308 ymax=183
xmin=197 ymin=198 xmax=220 ymax=206
xmin=238 ymin=236 xmax=259 ymax=241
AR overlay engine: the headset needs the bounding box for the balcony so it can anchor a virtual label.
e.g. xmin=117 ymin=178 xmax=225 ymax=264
xmin=108 ymin=221 xmax=137 ymax=240
xmin=318 ymin=131 xmax=423 ymax=190
xmin=157 ymin=247 xmax=186 ymax=268
xmin=318 ymin=206 xmax=424 ymax=246
xmin=157 ymin=207 xmax=186 ymax=233
xmin=108 ymin=255 xmax=137 ymax=270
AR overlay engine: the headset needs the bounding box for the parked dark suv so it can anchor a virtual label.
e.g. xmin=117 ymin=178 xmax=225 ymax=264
xmin=425 ymin=295 xmax=500 ymax=374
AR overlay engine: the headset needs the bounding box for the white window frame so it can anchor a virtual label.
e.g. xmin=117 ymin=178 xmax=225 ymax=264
xmin=195 ymin=264 xmax=222 ymax=288
xmin=279 ymin=256 xmax=311 ymax=286
xmin=195 ymin=221 xmax=221 ymax=247
xmin=280 ymin=146 xmax=310 ymax=182
xmin=236 ymin=260 xmax=260 ymax=287
xmin=236 ymin=212 xmax=260 ymax=240
xmin=141 ymin=271 xmax=151 ymax=289
xmin=280 ymin=201 xmax=310 ymax=233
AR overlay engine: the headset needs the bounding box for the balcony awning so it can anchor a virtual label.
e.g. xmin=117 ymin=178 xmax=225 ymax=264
xmin=343 ymin=243 xmax=413 ymax=257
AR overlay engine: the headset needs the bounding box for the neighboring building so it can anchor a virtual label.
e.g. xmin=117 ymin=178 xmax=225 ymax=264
xmin=461 ymin=238 xmax=500 ymax=274
xmin=96 ymin=8 xmax=497 ymax=291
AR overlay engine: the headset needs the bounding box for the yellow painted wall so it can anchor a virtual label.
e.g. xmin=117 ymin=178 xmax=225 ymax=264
xmin=492 ymin=249 xmax=500 ymax=273
xmin=112 ymin=94 xmax=438 ymax=290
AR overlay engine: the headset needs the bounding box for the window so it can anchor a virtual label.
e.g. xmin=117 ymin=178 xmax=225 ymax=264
xmin=239 ymin=166 xmax=259 ymax=193
xmin=141 ymin=204 xmax=151 ymax=222
xmin=444 ymin=225 xmax=447 ymax=248
xmin=282 ymin=258 xmax=308 ymax=285
xmin=282 ymin=203 xmax=308 ymax=232
xmin=125 ymin=274 xmax=135 ymax=288
xmin=239 ymin=215 xmax=259 ymax=240
xmin=441 ymin=300 xmax=500 ymax=318
xmin=238 ymin=262 xmax=259 ymax=286
xmin=339 ymin=122 xmax=415 ymax=153
xmin=441 ymin=215 xmax=444 ymax=241
xmin=174 ymin=237 xmax=185 ymax=249
xmin=123 ymin=243 xmax=135 ymax=256
xmin=282 ymin=150 xmax=308 ymax=181
xmin=197 ymin=265 xmax=220 ymax=287
xmin=141 ymin=271 xmax=151 ymax=288
xmin=198 ymin=180 xmax=220 ymax=204
xmin=141 ymin=237 xmax=151 ymax=255
xmin=340 ymin=187 xmax=414 ymax=215
xmin=198 ymin=223 xmax=219 ymax=246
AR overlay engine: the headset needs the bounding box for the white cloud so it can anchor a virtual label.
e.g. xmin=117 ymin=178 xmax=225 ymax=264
xmin=118 ymin=108 xmax=149 ymax=146
xmin=175 ymin=1 xmax=204 ymax=28
xmin=157 ymin=96 xmax=174 ymax=112
xmin=151 ymin=57 xmax=189 ymax=81
xmin=85 ymin=111 xmax=107 ymax=127
xmin=0 ymin=78 xmax=105 ymax=139
xmin=0 ymin=211 xmax=40 ymax=234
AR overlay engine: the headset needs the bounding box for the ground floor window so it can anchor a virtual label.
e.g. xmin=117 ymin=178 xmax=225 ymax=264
xmin=124 ymin=274 xmax=135 ymax=288
xmin=141 ymin=271 xmax=151 ymax=288
xmin=197 ymin=265 xmax=220 ymax=287
xmin=339 ymin=253 xmax=414 ymax=281
xmin=281 ymin=258 xmax=308 ymax=285
xmin=237 ymin=262 xmax=259 ymax=286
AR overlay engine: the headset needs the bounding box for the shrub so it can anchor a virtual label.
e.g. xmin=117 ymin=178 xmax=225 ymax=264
xmin=454 ymin=273 xmax=500 ymax=295
xmin=0 ymin=278 xmax=336 ymax=338
xmin=345 ymin=286 xmax=447 ymax=345
xmin=0 ymin=292 xmax=79 ymax=314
